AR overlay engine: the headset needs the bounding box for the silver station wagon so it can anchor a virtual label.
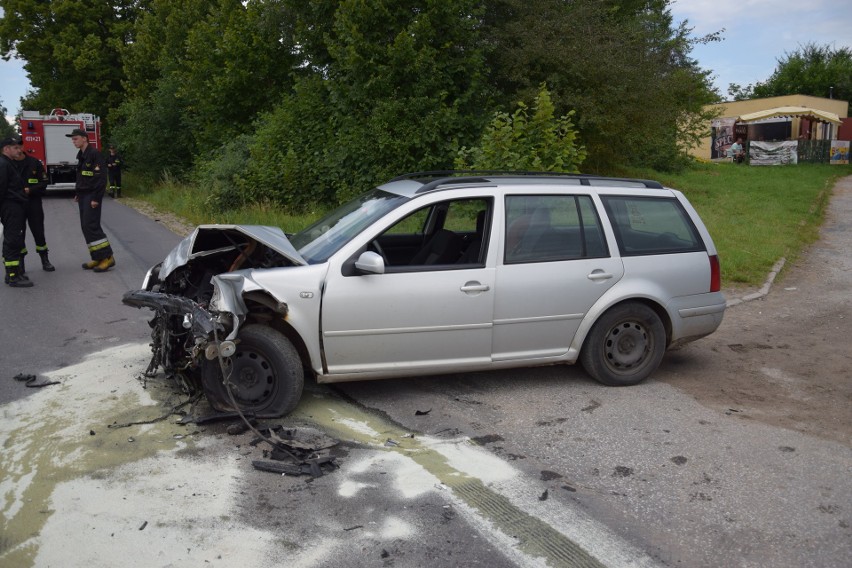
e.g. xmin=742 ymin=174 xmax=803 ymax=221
xmin=124 ymin=172 xmax=726 ymax=417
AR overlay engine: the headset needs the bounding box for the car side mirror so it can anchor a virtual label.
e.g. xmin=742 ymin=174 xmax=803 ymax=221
xmin=354 ymin=251 xmax=385 ymax=274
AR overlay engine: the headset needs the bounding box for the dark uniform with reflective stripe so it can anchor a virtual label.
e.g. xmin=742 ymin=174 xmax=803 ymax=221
xmin=75 ymin=144 xmax=114 ymax=261
xmin=19 ymin=154 xmax=51 ymax=263
xmin=0 ymin=153 xmax=28 ymax=281
xmin=106 ymin=149 xmax=122 ymax=197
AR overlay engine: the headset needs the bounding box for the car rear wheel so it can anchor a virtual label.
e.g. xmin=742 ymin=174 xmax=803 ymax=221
xmin=580 ymin=303 xmax=666 ymax=386
xmin=201 ymin=324 xmax=304 ymax=417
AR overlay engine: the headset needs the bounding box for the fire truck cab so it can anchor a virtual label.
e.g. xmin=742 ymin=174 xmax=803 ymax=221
xmin=18 ymin=108 xmax=102 ymax=192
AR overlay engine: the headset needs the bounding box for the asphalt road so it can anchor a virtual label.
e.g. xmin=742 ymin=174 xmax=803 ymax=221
xmin=0 ymin=194 xmax=182 ymax=404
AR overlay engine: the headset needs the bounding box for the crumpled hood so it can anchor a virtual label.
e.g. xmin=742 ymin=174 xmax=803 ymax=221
xmin=159 ymin=224 xmax=306 ymax=280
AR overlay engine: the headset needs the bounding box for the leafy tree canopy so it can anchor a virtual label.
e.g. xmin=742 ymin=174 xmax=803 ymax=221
xmin=199 ymin=0 xmax=490 ymax=210
xmin=754 ymin=43 xmax=851 ymax=101
xmin=0 ymin=0 xmax=144 ymax=120
xmin=481 ymin=0 xmax=720 ymax=172
xmin=113 ymin=0 xmax=299 ymax=174
xmin=728 ymin=43 xmax=852 ymax=102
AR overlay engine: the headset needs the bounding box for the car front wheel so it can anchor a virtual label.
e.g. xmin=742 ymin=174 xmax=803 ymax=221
xmin=580 ymin=303 xmax=666 ymax=386
xmin=201 ymin=324 xmax=304 ymax=417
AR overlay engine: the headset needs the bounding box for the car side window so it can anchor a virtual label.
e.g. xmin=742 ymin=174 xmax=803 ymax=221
xmin=384 ymin=208 xmax=428 ymax=235
xmin=504 ymin=195 xmax=608 ymax=264
xmin=377 ymin=198 xmax=491 ymax=271
xmin=601 ymin=196 xmax=704 ymax=256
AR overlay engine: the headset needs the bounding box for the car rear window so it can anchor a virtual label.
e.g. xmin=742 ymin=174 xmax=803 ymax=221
xmin=601 ymin=196 xmax=705 ymax=256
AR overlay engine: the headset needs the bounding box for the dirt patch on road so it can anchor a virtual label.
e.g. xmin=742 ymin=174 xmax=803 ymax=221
xmin=660 ymin=175 xmax=852 ymax=446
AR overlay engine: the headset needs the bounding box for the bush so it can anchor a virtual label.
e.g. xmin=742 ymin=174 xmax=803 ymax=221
xmin=456 ymin=85 xmax=586 ymax=172
xmin=195 ymin=134 xmax=258 ymax=212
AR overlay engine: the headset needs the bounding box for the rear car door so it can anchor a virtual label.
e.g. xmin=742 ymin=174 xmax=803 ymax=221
xmin=492 ymin=193 xmax=624 ymax=362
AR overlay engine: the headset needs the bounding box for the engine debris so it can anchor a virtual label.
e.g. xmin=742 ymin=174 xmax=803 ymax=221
xmin=249 ymin=426 xmax=339 ymax=478
xmin=13 ymin=373 xmax=60 ymax=388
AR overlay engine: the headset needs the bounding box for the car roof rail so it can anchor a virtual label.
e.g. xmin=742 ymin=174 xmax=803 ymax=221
xmin=388 ymin=170 xmax=664 ymax=192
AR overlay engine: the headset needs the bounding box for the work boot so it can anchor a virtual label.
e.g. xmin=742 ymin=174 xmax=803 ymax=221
xmin=116 ymin=187 xmax=122 ymax=198
xmin=93 ymin=256 xmax=116 ymax=273
xmin=39 ymin=251 xmax=56 ymax=272
xmin=5 ymin=268 xmax=33 ymax=288
xmin=82 ymin=259 xmax=99 ymax=270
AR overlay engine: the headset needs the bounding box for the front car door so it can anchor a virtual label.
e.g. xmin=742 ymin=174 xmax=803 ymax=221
xmin=320 ymin=196 xmax=496 ymax=379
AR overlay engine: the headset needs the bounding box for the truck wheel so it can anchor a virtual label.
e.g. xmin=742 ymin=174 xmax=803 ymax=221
xmin=580 ymin=303 xmax=666 ymax=386
xmin=202 ymin=324 xmax=304 ymax=418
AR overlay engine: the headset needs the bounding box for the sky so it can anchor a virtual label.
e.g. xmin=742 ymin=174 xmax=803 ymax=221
xmin=2 ymin=0 xmax=852 ymax=127
xmin=669 ymin=0 xmax=852 ymax=99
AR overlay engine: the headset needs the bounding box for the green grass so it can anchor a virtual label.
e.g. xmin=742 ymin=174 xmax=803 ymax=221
xmin=123 ymin=172 xmax=321 ymax=233
xmin=123 ymin=163 xmax=852 ymax=287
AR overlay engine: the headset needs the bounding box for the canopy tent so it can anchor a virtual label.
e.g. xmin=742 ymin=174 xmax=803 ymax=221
xmin=737 ymin=106 xmax=841 ymax=124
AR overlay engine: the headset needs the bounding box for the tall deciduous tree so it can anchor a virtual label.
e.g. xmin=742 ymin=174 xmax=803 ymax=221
xmin=322 ymin=0 xmax=489 ymax=199
xmin=752 ymin=43 xmax=852 ymax=102
xmin=120 ymin=0 xmax=210 ymax=101
xmin=481 ymin=0 xmax=719 ymax=171
xmin=233 ymin=0 xmax=490 ymax=207
xmin=115 ymin=0 xmax=299 ymax=171
xmin=180 ymin=0 xmax=299 ymax=152
xmin=0 ymin=0 xmax=143 ymax=119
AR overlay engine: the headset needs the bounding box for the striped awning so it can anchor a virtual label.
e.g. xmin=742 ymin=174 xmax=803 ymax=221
xmin=737 ymin=106 xmax=842 ymax=125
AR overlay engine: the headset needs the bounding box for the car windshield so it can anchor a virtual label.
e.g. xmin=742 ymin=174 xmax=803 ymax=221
xmin=290 ymin=189 xmax=408 ymax=264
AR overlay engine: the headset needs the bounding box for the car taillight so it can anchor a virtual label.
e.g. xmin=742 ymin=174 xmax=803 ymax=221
xmin=709 ymin=254 xmax=721 ymax=292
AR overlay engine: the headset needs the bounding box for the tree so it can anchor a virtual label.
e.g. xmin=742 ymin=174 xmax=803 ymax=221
xmin=223 ymin=0 xmax=490 ymax=208
xmin=456 ymin=85 xmax=586 ymax=172
xmin=0 ymin=0 xmax=144 ymax=120
xmin=120 ymin=0 xmax=210 ymax=101
xmin=115 ymin=0 xmax=300 ymax=173
xmin=320 ymin=0 xmax=489 ymax=200
xmin=179 ymin=0 xmax=300 ymax=152
xmin=727 ymin=83 xmax=755 ymax=101
xmin=751 ymin=43 xmax=852 ymax=102
xmin=110 ymin=75 xmax=196 ymax=177
xmin=480 ymin=0 xmax=720 ymax=171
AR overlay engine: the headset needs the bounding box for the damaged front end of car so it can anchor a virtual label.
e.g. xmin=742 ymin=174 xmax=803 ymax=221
xmin=123 ymin=225 xmax=306 ymax=415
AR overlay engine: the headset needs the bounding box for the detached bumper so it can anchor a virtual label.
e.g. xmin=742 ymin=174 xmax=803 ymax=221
xmin=122 ymin=290 xmax=222 ymax=337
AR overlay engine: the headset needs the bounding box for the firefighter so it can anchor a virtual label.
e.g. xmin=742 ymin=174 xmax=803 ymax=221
xmin=0 ymin=137 xmax=34 ymax=287
xmin=66 ymin=128 xmax=115 ymax=272
xmin=15 ymin=143 xmax=55 ymax=274
xmin=106 ymin=144 xmax=122 ymax=198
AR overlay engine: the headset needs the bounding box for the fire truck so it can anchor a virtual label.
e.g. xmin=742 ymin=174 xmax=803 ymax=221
xmin=18 ymin=108 xmax=102 ymax=192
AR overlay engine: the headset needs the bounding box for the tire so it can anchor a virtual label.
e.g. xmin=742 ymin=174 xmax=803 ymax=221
xmin=580 ymin=303 xmax=666 ymax=386
xmin=201 ymin=324 xmax=304 ymax=418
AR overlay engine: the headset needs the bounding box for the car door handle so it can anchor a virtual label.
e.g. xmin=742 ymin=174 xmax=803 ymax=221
xmin=587 ymin=270 xmax=614 ymax=281
xmin=460 ymin=282 xmax=490 ymax=293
